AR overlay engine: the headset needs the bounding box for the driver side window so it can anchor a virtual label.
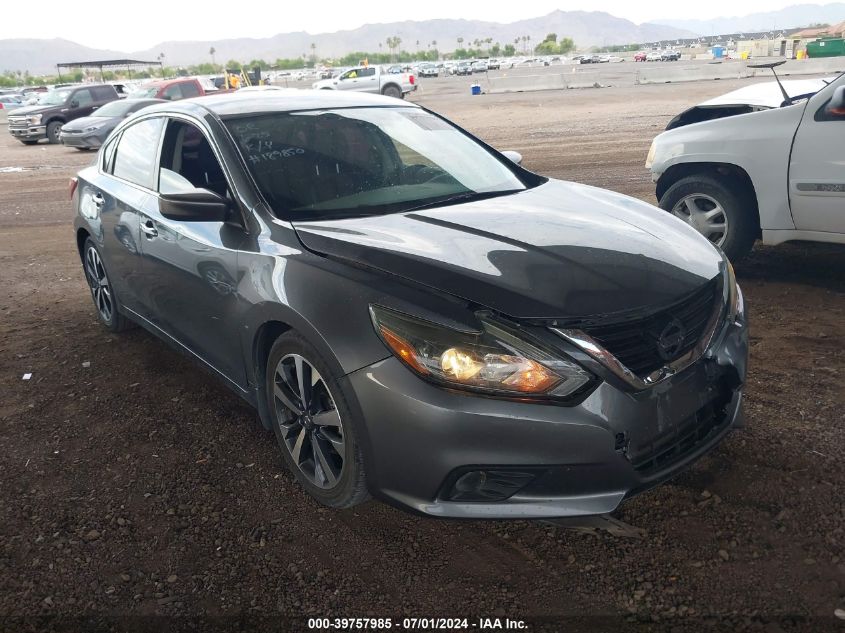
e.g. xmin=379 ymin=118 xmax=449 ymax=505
xmin=158 ymin=120 xmax=230 ymax=199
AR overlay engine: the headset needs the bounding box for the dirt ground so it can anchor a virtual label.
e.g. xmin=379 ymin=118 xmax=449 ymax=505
xmin=1 ymin=79 xmax=843 ymax=633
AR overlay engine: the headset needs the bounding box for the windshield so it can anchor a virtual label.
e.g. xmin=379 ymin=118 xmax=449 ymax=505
xmin=128 ymin=85 xmax=158 ymax=99
xmin=93 ymin=100 xmax=135 ymax=117
xmin=225 ymin=107 xmax=534 ymax=221
xmin=37 ymin=89 xmax=72 ymax=106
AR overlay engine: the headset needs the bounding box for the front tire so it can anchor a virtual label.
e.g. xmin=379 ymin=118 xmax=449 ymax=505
xmin=82 ymin=238 xmax=132 ymax=332
xmin=266 ymin=332 xmax=369 ymax=508
xmin=46 ymin=121 xmax=62 ymax=145
xmin=659 ymin=175 xmax=757 ymax=261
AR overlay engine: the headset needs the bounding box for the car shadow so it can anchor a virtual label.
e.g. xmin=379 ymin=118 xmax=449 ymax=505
xmin=735 ymin=242 xmax=845 ymax=292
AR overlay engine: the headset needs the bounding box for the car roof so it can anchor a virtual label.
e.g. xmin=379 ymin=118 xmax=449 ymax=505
xmin=140 ymin=78 xmax=198 ymax=87
xmin=141 ymin=89 xmax=421 ymax=118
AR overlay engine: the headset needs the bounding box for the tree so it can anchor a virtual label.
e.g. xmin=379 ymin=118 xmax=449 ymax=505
xmin=157 ymin=52 xmax=166 ymax=77
xmin=559 ymin=37 xmax=575 ymax=54
xmin=209 ymin=46 xmax=216 ymax=67
xmin=457 ymin=37 xmax=464 ymax=48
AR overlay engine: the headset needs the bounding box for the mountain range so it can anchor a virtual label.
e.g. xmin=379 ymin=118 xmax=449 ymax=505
xmin=1 ymin=10 xmax=694 ymax=75
xmin=2 ymin=4 xmax=844 ymax=75
xmin=654 ymin=3 xmax=845 ymax=35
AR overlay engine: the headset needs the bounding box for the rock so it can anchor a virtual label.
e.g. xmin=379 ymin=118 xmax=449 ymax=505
xmin=718 ymin=549 xmax=730 ymax=561
xmin=120 ymin=573 xmax=131 ymax=582
xmin=84 ymin=529 xmax=101 ymax=542
xmin=166 ymin=574 xmax=178 ymax=583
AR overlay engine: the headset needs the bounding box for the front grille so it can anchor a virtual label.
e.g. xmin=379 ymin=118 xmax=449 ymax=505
xmin=630 ymin=397 xmax=731 ymax=475
xmin=8 ymin=116 xmax=26 ymax=126
xmin=581 ymin=278 xmax=720 ymax=378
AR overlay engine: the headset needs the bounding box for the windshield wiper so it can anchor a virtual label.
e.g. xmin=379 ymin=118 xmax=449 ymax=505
xmin=402 ymin=189 xmax=522 ymax=213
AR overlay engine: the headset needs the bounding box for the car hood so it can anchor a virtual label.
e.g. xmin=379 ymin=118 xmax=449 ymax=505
xmin=8 ymin=104 xmax=59 ymax=116
xmin=292 ymin=180 xmax=723 ymax=320
xmin=698 ymin=77 xmax=831 ymax=109
xmin=61 ymin=115 xmax=116 ymax=131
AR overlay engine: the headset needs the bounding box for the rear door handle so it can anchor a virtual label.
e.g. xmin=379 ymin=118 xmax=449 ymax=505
xmin=141 ymin=219 xmax=158 ymax=238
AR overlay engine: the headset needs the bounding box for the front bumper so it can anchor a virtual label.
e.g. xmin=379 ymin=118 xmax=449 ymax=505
xmin=8 ymin=124 xmax=46 ymax=140
xmin=347 ymin=312 xmax=748 ymax=519
xmin=60 ymin=131 xmax=103 ymax=148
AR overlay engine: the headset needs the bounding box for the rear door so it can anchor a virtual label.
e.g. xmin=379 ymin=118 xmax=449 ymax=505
xmin=789 ymin=75 xmax=845 ymax=234
xmin=87 ymin=116 xmax=166 ymax=313
xmin=356 ymin=67 xmax=379 ymax=92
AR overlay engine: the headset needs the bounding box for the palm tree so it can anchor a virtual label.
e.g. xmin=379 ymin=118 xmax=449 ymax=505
xmin=457 ymin=37 xmax=464 ymax=49
xmin=310 ymin=42 xmax=317 ymax=67
xmin=209 ymin=46 xmax=216 ymax=67
xmin=157 ymin=52 xmax=166 ymax=77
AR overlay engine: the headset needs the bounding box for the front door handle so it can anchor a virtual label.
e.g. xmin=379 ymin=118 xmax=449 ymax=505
xmin=141 ymin=220 xmax=158 ymax=238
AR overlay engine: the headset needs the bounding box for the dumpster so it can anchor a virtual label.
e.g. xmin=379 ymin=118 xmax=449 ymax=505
xmin=712 ymin=46 xmax=725 ymax=59
xmin=471 ymin=84 xmax=482 ymax=95
xmin=807 ymin=38 xmax=845 ymax=58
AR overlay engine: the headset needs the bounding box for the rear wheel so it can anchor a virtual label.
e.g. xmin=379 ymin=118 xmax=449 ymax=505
xmin=382 ymin=85 xmax=402 ymax=99
xmin=266 ymin=332 xmax=369 ymax=508
xmin=46 ymin=121 xmax=62 ymax=144
xmin=659 ymin=174 xmax=757 ymax=262
xmin=82 ymin=238 xmax=132 ymax=332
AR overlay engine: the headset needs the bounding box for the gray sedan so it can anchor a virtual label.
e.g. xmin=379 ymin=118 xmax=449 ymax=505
xmin=60 ymin=98 xmax=164 ymax=150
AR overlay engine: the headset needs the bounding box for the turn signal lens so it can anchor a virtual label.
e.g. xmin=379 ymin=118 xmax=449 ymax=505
xmin=370 ymin=305 xmax=593 ymax=398
xmin=379 ymin=326 xmax=430 ymax=375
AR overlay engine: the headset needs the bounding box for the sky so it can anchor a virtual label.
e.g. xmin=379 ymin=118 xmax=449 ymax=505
xmin=0 ymin=0 xmax=813 ymax=51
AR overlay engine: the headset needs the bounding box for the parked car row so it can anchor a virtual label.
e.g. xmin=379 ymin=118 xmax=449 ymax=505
xmin=6 ymin=78 xmax=211 ymax=147
xmin=635 ymin=50 xmax=681 ymax=62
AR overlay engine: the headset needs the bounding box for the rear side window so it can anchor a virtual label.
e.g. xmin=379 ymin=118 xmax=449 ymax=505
xmin=93 ymin=86 xmax=116 ymax=101
xmin=112 ymin=117 xmax=165 ymax=189
xmin=359 ymin=68 xmax=376 ymax=78
xmin=162 ymin=84 xmax=182 ymax=101
xmin=180 ymin=81 xmax=200 ymax=98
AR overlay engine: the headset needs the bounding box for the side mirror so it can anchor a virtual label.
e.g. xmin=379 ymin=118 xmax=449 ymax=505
xmin=826 ymin=85 xmax=845 ymax=117
xmin=160 ymin=189 xmax=229 ymax=222
xmin=501 ymin=150 xmax=523 ymax=165
xmin=70 ymin=99 xmax=79 ymax=108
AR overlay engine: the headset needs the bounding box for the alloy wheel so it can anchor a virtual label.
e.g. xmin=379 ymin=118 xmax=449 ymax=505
xmin=84 ymin=246 xmax=113 ymax=322
xmin=670 ymin=194 xmax=729 ymax=247
xmin=273 ymin=354 xmax=345 ymax=489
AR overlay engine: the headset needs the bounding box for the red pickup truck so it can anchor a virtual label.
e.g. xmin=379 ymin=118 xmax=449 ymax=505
xmin=128 ymin=78 xmax=206 ymax=101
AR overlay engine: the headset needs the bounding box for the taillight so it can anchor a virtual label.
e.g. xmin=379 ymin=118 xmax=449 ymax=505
xmin=69 ymin=177 xmax=78 ymax=200
xmin=409 ymin=75 xmax=415 ymax=85
xmin=0 ymin=102 xmax=5 ymax=110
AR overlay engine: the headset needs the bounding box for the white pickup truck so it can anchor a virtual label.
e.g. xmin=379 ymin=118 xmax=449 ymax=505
xmin=312 ymin=66 xmax=416 ymax=99
xmin=647 ymin=65 xmax=845 ymax=260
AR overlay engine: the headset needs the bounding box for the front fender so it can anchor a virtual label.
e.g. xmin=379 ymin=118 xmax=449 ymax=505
xmin=650 ymin=104 xmax=804 ymax=231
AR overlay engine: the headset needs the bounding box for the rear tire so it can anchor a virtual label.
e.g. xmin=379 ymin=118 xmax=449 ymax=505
xmin=382 ymin=85 xmax=402 ymax=99
xmin=266 ymin=332 xmax=369 ymax=509
xmin=46 ymin=121 xmax=62 ymax=144
xmin=659 ymin=174 xmax=757 ymax=262
xmin=82 ymin=238 xmax=132 ymax=332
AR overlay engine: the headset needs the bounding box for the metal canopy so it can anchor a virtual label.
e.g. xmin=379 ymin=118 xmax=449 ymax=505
xmin=56 ymin=59 xmax=162 ymax=81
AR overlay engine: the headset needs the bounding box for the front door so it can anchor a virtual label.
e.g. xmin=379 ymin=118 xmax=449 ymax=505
xmin=789 ymin=75 xmax=845 ymax=234
xmin=137 ymin=118 xmax=247 ymax=387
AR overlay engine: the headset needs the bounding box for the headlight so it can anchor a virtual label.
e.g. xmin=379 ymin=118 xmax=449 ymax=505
xmin=27 ymin=114 xmax=42 ymax=125
xmin=725 ymin=260 xmax=743 ymax=322
xmin=370 ymin=305 xmax=593 ymax=398
xmin=645 ymin=140 xmax=656 ymax=170
xmin=84 ymin=124 xmax=104 ymax=133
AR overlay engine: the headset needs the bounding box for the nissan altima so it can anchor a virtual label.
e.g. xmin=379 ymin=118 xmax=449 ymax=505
xmin=72 ymin=90 xmax=747 ymax=518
